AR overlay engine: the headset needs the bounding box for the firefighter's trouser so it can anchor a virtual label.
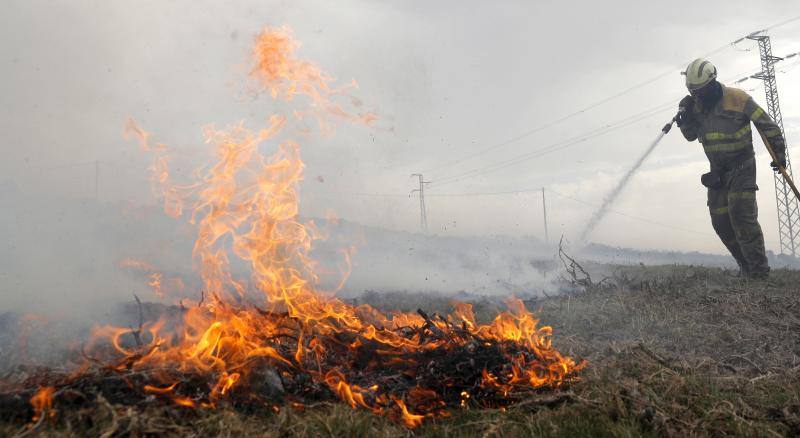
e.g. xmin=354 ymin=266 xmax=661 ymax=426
xmin=707 ymin=160 xmax=769 ymax=276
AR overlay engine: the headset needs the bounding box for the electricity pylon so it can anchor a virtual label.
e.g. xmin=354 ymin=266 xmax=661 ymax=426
xmin=747 ymin=32 xmax=800 ymax=257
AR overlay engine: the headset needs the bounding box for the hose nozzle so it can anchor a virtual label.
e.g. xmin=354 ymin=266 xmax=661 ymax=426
xmin=662 ymin=108 xmax=686 ymax=133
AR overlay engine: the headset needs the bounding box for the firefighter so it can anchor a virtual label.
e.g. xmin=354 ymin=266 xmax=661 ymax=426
xmin=676 ymin=58 xmax=786 ymax=280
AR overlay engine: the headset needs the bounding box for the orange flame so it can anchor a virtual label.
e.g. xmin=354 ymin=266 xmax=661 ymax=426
xmin=249 ymin=26 xmax=377 ymax=132
xmin=171 ymin=396 xmax=196 ymax=408
xmin=30 ymin=386 xmax=55 ymax=423
xmin=396 ymin=399 xmax=425 ymax=428
xmin=118 ymin=258 xmax=186 ymax=299
xmin=148 ymin=273 xmax=164 ymax=298
xmin=94 ymin=26 xmax=585 ymax=428
xmin=143 ymin=383 xmax=178 ymax=395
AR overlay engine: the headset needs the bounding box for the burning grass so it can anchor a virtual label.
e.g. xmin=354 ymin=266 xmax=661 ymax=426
xmin=0 ymin=297 xmax=584 ymax=429
xmin=0 ymin=25 xmax=583 ymax=432
xmin=3 ymin=265 xmax=799 ymax=436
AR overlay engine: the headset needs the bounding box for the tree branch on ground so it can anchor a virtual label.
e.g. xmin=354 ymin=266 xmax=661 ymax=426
xmin=558 ymin=236 xmax=594 ymax=290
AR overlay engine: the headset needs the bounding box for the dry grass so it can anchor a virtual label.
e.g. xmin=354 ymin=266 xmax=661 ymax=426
xmin=2 ymin=265 xmax=800 ymax=437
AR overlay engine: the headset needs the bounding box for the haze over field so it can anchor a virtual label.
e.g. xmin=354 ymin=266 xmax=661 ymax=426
xmin=4 ymin=5 xmax=800 ymax=436
xmin=2 ymin=1 xmax=800 ymax=315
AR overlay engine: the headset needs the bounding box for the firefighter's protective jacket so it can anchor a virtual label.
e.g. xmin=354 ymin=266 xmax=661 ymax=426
xmin=679 ymin=85 xmax=785 ymax=171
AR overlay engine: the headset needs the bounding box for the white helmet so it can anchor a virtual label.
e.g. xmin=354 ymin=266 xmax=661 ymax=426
xmin=684 ymin=58 xmax=718 ymax=91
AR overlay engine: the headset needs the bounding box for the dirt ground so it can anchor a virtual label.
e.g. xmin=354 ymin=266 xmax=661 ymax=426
xmin=2 ymin=264 xmax=800 ymax=437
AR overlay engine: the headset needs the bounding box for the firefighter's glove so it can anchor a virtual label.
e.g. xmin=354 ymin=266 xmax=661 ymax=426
xmin=771 ymin=153 xmax=787 ymax=173
xmin=676 ymin=95 xmax=695 ymax=127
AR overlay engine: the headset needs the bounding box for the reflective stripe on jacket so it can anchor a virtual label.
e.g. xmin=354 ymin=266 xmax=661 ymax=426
xmin=679 ymin=85 xmax=786 ymax=171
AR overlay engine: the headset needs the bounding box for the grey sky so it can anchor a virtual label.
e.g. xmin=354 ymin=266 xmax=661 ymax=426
xmin=2 ymin=0 xmax=800 ymax=255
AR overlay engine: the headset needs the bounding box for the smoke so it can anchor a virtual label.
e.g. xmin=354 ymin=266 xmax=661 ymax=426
xmin=0 ymin=186 xmax=149 ymax=317
xmin=311 ymin=219 xmax=554 ymax=297
xmin=0 ymin=185 xmax=560 ymax=370
xmin=578 ymin=126 xmax=671 ymax=243
xmin=0 ymin=182 xmax=553 ymax=309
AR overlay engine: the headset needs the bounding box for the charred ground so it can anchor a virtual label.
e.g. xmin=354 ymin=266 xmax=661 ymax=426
xmin=2 ymin=264 xmax=800 ymax=437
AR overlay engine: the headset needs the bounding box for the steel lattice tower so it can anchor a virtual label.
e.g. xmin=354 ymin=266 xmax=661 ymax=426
xmin=747 ymin=33 xmax=800 ymax=257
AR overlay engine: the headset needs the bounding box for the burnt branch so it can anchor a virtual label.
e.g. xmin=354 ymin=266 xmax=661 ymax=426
xmin=558 ymin=235 xmax=594 ymax=290
xmin=130 ymin=294 xmax=144 ymax=347
xmin=417 ymin=309 xmax=447 ymax=340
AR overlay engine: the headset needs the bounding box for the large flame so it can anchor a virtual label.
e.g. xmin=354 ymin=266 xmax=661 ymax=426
xmin=78 ymin=26 xmax=583 ymax=427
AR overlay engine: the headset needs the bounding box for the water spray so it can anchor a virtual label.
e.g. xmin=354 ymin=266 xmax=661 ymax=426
xmin=578 ymin=110 xmax=683 ymax=244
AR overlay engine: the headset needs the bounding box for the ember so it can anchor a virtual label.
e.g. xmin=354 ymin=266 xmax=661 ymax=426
xmin=8 ymin=25 xmax=584 ymax=428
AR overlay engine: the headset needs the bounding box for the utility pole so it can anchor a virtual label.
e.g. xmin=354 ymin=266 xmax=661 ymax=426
xmin=410 ymin=173 xmax=430 ymax=233
xmin=747 ymin=32 xmax=800 ymax=257
xmin=542 ymin=187 xmax=549 ymax=245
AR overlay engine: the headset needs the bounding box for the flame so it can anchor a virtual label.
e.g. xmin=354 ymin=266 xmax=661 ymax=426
xmin=396 ymin=399 xmax=425 ymax=428
xmin=171 ymin=397 xmax=196 ymax=408
xmin=30 ymin=386 xmax=55 ymax=423
xmin=143 ymin=383 xmax=178 ymax=394
xmin=118 ymin=258 xmax=186 ymax=299
xmin=248 ymin=26 xmax=377 ymax=133
xmin=82 ymin=25 xmax=587 ymax=428
xmin=211 ymin=372 xmax=240 ymax=397
xmin=148 ymin=273 xmax=164 ymax=298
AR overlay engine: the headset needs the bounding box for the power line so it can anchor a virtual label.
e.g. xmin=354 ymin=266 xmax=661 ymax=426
xmin=309 ymin=191 xmax=409 ymax=198
xmin=310 ymin=186 xmax=729 ymax=239
xmin=428 ymin=61 xmax=796 ymax=190
xmin=309 ymin=185 xmax=778 ymax=243
xmin=547 ymin=188 xmax=780 ymax=245
xmin=546 ymin=189 xmax=717 ymax=238
xmin=420 ymin=69 xmax=702 ymax=176
xmin=761 ymin=14 xmax=800 ymax=32
xmin=310 ymin=186 xmax=550 ymax=199
xmin=429 ymin=102 xmax=675 ymax=189
xmin=421 ymin=15 xmax=800 ymax=177
xmin=427 ymin=187 xmax=545 ymax=197
xmin=310 ymin=63 xmax=793 ymax=199
xmin=308 ymin=184 xmax=716 ymax=237
xmin=308 ymin=186 xmax=560 ymax=199
xmin=308 ymin=188 xmax=544 ymax=198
